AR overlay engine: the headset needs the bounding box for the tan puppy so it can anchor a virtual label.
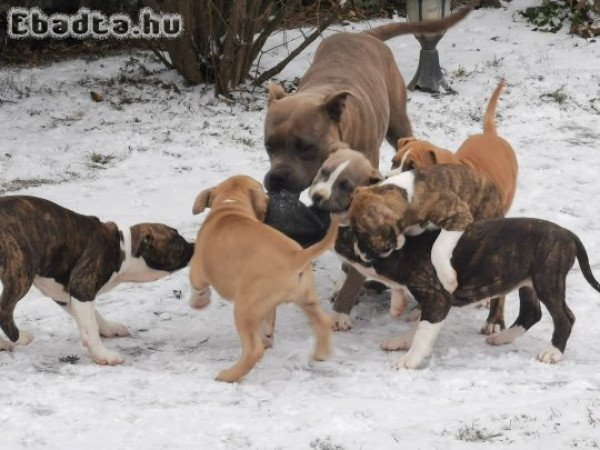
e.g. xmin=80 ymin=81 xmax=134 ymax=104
xmin=392 ymin=80 xmax=517 ymax=215
xmin=189 ymin=176 xmax=338 ymax=383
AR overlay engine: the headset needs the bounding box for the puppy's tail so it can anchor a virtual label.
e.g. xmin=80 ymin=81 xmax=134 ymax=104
xmin=363 ymin=4 xmax=473 ymax=42
xmin=483 ymin=79 xmax=505 ymax=135
xmin=572 ymin=233 xmax=600 ymax=294
xmin=293 ymin=217 xmax=339 ymax=269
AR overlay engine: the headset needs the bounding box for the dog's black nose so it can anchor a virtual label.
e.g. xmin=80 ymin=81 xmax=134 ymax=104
xmin=311 ymin=192 xmax=323 ymax=205
xmin=264 ymin=171 xmax=287 ymax=192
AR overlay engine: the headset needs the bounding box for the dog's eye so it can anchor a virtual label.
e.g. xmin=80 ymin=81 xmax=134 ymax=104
xmin=339 ymin=179 xmax=353 ymax=191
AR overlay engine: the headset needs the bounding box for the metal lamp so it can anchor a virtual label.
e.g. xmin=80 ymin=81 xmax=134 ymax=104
xmin=407 ymin=0 xmax=453 ymax=93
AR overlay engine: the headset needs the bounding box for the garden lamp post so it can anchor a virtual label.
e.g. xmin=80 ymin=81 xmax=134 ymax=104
xmin=407 ymin=0 xmax=453 ymax=93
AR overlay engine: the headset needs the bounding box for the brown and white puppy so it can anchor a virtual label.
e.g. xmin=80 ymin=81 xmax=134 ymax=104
xmin=349 ymin=165 xmax=504 ymax=293
xmin=309 ymin=147 xmax=382 ymax=217
xmin=392 ymin=80 xmax=518 ymax=215
xmin=0 ymin=196 xmax=194 ymax=365
xmin=336 ymin=219 xmax=600 ymax=368
xmin=189 ymin=176 xmax=338 ymax=383
xmin=264 ymin=5 xmax=473 ymax=194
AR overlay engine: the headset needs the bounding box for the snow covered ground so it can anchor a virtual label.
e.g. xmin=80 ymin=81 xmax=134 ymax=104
xmin=1 ymin=0 xmax=600 ymax=448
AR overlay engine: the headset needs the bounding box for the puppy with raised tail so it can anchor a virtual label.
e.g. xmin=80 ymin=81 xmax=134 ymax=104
xmin=391 ymin=81 xmax=517 ymax=334
xmin=0 ymin=196 xmax=194 ymax=365
xmin=189 ymin=176 xmax=337 ymax=383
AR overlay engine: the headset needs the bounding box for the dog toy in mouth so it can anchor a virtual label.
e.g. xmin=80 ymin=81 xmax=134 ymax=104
xmin=264 ymin=190 xmax=331 ymax=248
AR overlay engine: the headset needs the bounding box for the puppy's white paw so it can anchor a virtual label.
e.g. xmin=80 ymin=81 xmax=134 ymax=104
xmin=537 ymin=345 xmax=563 ymax=364
xmin=90 ymin=348 xmax=124 ymax=366
xmin=380 ymin=333 xmax=413 ymax=351
xmin=99 ymin=321 xmax=129 ymax=338
xmin=480 ymin=321 xmax=502 ymax=336
xmin=486 ymin=326 xmax=525 ymax=346
xmin=0 ymin=338 xmax=14 ymax=351
xmin=189 ymin=288 xmax=211 ymax=309
xmin=16 ymin=330 xmax=34 ymax=346
xmin=392 ymin=351 xmax=424 ymax=370
xmin=331 ymin=312 xmax=352 ymax=331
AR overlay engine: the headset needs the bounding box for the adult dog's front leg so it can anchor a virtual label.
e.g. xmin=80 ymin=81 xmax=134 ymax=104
xmin=71 ymin=299 xmax=124 ymax=365
xmin=330 ymin=268 xmax=366 ymax=331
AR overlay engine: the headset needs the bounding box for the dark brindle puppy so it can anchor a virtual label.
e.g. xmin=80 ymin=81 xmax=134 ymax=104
xmin=0 ymin=196 xmax=193 ymax=365
xmin=336 ymin=218 xmax=600 ymax=369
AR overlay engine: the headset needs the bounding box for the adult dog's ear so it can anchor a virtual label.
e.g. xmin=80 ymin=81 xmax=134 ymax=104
xmin=132 ymin=233 xmax=153 ymax=258
xmin=323 ymin=91 xmax=353 ymax=122
xmin=368 ymin=168 xmax=383 ymax=185
xmin=250 ymin=189 xmax=269 ymax=222
xmin=268 ymin=82 xmax=287 ymax=105
xmin=193 ymin=189 xmax=213 ymax=215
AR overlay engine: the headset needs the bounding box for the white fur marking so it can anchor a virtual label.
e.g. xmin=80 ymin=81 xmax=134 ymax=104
xmin=537 ymin=345 xmax=563 ymax=364
xmin=381 ymin=171 xmax=415 ymax=202
xmin=113 ymin=224 xmax=169 ymax=285
xmin=309 ymin=160 xmax=351 ymax=201
xmin=395 ymin=234 xmax=406 ymax=250
xmin=393 ymin=320 xmax=443 ymax=369
xmin=486 ymin=326 xmax=525 ymax=346
xmin=222 ymin=199 xmax=239 ymax=204
xmin=71 ymin=298 xmax=123 ymax=365
xmin=431 ymin=229 xmax=463 ymax=293
xmin=353 ymin=241 xmax=371 ymax=263
xmin=398 ymin=148 xmax=413 ymax=171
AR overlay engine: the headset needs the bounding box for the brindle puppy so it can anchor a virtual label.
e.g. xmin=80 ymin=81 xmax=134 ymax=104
xmin=0 ymin=196 xmax=193 ymax=365
xmin=337 ymin=219 xmax=600 ymax=368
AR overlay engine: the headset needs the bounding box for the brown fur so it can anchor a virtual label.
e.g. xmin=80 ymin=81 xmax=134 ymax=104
xmin=349 ymin=165 xmax=503 ymax=261
xmin=189 ymin=175 xmax=338 ymax=382
xmin=336 ymin=218 xmax=600 ymax=364
xmin=0 ymin=196 xmax=193 ymax=352
xmin=392 ymin=80 xmax=518 ymax=215
xmin=263 ymin=5 xmax=474 ymax=193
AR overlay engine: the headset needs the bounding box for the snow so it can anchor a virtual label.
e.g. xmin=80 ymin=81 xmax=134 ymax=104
xmin=1 ymin=0 xmax=600 ymax=447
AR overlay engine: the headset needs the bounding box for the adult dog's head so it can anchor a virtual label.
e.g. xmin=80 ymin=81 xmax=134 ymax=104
xmin=263 ymin=83 xmax=354 ymax=194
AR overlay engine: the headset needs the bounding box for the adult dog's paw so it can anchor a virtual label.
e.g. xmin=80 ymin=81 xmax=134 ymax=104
xmin=330 ymin=312 xmax=352 ymax=331
xmin=537 ymin=345 xmax=562 ymax=364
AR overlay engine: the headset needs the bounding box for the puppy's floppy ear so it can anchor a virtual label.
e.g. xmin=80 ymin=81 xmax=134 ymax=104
xmin=268 ymin=82 xmax=287 ymax=105
xmin=323 ymin=91 xmax=353 ymax=122
xmin=250 ymin=188 xmax=269 ymax=222
xmin=397 ymin=137 xmax=417 ymax=150
xmin=193 ymin=188 xmax=213 ymax=215
xmin=132 ymin=233 xmax=152 ymax=258
xmin=367 ymin=168 xmax=383 ymax=185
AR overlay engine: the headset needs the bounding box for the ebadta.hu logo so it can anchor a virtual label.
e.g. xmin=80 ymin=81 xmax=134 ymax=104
xmin=7 ymin=7 xmax=183 ymax=39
